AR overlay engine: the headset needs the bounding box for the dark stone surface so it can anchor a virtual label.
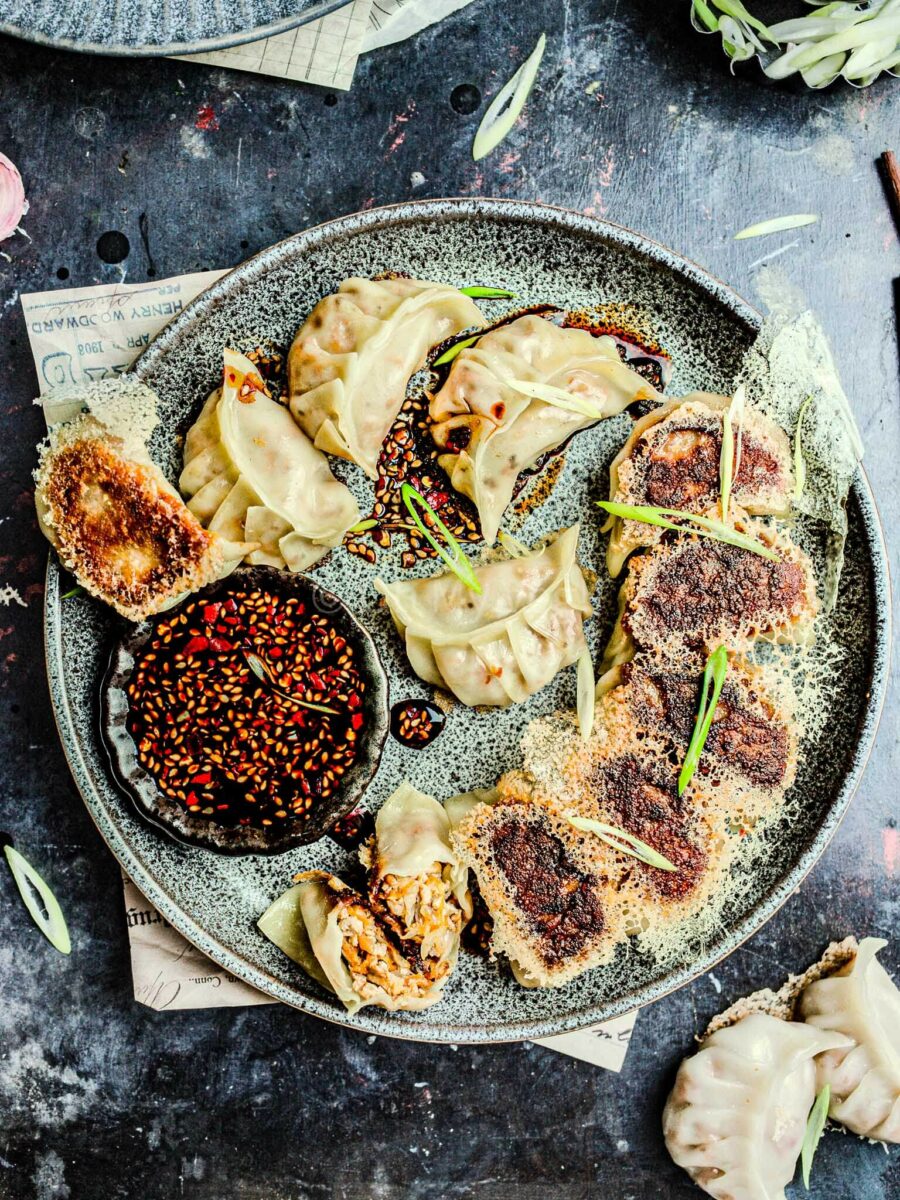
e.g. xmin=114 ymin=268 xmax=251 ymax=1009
xmin=0 ymin=3 xmax=897 ymax=1197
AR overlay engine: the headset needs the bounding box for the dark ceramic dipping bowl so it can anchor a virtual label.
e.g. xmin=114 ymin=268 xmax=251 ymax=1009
xmin=100 ymin=566 xmax=389 ymax=855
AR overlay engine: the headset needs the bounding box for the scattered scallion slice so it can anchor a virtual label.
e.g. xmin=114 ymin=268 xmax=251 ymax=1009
xmin=566 ymin=815 xmax=678 ymax=872
xmin=497 ymin=530 xmax=529 ymax=558
xmin=678 ymin=645 xmax=729 ymax=795
xmin=61 ymin=585 xmax=85 ymax=599
xmin=244 ymin=652 xmax=340 ymax=715
xmin=459 ymin=285 xmax=517 ymax=299
xmin=348 ymin=519 xmax=378 ymax=534
xmin=433 ymin=334 xmax=481 ymax=367
xmin=4 ymin=844 xmax=71 ymax=954
xmin=719 ymin=384 xmax=745 ymax=522
xmin=597 ymin=501 xmax=780 ymax=561
xmin=734 ymin=214 xmax=819 ymax=240
xmin=472 ymin=33 xmax=547 ymax=162
xmin=801 ymin=1084 xmax=831 ymax=1188
xmin=794 ymin=394 xmax=815 ymax=502
xmin=505 ymin=378 xmax=606 ymax=421
xmin=576 ymin=649 xmax=595 ymax=742
xmin=401 ymin=483 xmax=482 ymax=594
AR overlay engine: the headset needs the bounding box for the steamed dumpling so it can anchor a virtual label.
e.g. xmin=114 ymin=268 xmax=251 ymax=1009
xmin=375 ymin=524 xmax=592 ymax=707
xmin=429 ymin=315 xmax=659 ymax=544
xmin=663 ymin=1013 xmax=850 ymax=1200
xmin=361 ymin=781 xmax=472 ymax=981
xmin=288 ymin=277 xmax=485 ymax=478
xmin=180 ymin=348 xmax=360 ymax=572
xmin=258 ymin=871 xmax=442 ymax=1014
xmin=799 ymin=937 xmax=900 ymax=1142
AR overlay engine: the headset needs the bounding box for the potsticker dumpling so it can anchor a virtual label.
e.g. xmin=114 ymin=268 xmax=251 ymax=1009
xmin=361 ymin=781 xmax=472 ymax=982
xmin=605 ymin=393 xmax=793 ymax=575
xmin=663 ymin=1013 xmax=851 ymax=1200
xmin=799 ymin=937 xmax=900 ymax=1142
xmin=375 ymin=524 xmax=592 ymax=707
xmin=429 ymin=315 xmax=659 ymax=544
xmin=258 ymin=871 xmax=442 ymax=1014
xmin=288 ymin=277 xmax=485 ymax=479
xmin=180 ymin=348 xmax=359 ymax=572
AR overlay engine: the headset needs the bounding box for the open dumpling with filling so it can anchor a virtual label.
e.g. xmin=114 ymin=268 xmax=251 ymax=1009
xmin=180 ymin=348 xmax=360 ymax=573
xmin=663 ymin=1013 xmax=850 ymax=1200
xmin=799 ymin=937 xmax=900 ymax=1142
xmin=604 ymin=392 xmax=793 ymax=575
xmin=429 ymin=315 xmax=659 ymax=544
xmin=375 ymin=524 xmax=592 ymax=707
xmin=288 ymin=277 xmax=485 ymax=479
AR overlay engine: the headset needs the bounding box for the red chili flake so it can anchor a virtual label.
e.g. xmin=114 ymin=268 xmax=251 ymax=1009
xmin=195 ymin=104 xmax=220 ymax=131
xmin=348 ymin=693 xmax=362 ymax=710
xmin=192 ymin=772 xmax=212 ymax=785
xmin=351 ymin=713 xmax=364 ymax=731
xmin=223 ymin=599 xmax=237 ymax=613
xmin=425 ymin=488 xmax=449 ymax=509
xmin=203 ymin=604 xmax=220 ymax=624
xmin=186 ymin=790 xmax=199 ymax=805
xmin=183 ymin=636 xmax=209 ymax=655
xmin=209 ymin=637 xmax=233 ymax=652
xmin=308 ymin=671 xmax=326 ymax=690
xmin=268 ymin=646 xmax=282 ymax=658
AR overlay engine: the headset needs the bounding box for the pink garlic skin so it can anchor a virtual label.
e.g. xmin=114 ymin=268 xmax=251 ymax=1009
xmin=0 ymin=153 xmax=27 ymax=242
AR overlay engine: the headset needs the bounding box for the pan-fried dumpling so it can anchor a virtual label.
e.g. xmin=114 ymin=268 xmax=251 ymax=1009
xmin=799 ymin=937 xmax=900 ymax=1142
xmin=257 ymin=870 xmax=443 ymax=1014
xmin=605 ymin=393 xmax=794 ymax=575
xmin=361 ymin=781 xmax=472 ymax=981
xmin=429 ymin=315 xmax=660 ymax=544
xmin=663 ymin=1013 xmax=851 ymax=1200
xmin=180 ymin=348 xmax=360 ymax=572
xmin=288 ymin=277 xmax=485 ymax=479
xmin=375 ymin=524 xmax=592 ymax=707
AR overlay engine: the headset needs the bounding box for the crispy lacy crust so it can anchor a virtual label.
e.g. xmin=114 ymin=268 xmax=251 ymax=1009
xmin=451 ymin=797 xmax=623 ymax=987
xmin=602 ymin=514 xmax=819 ymax=672
xmin=35 ymin=417 xmax=227 ymax=621
xmin=605 ymin=395 xmax=792 ymax=575
xmin=703 ymin=936 xmax=859 ymax=1037
xmin=599 ymin=656 xmax=797 ymax=799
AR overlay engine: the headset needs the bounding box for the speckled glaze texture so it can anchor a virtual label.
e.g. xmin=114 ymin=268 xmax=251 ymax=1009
xmin=0 ymin=0 xmax=344 ymax=56
xmin=100 ymin=566 xmax=390 ymax=856
xmin=43 ymin=200 xmax=890 ymax=1043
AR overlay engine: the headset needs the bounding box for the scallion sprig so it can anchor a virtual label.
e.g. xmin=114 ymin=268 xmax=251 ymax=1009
xmin=576 ymin=649 xmax=595 ymax=742
xmin=801 ymin=1084 xmax=831 ymax=1188
xmin=401 ymin=483 xmax=482 ymax=594
xmin=505 ymin=378 xmax=606 ymax=421
xmin=244 ymin=652 xmax=340 ymax=715
xmin=597 ymin=501 xmax=780 ymax=561
xmin=719 ymin=384 xmax=745 ymax=522
xmin=459 ymin=285 xmax=517 ymax=299
xmin=433 ymin=334 xmax=481 ymax=367
xmin=794 ymin=394 xmax=815 ymax=502
xmin=3 ymin=844 xmax=71 ymax=954
xmin=61 ymin=585 xmax=85 ymax=599
xmin=678 ymin=645 xmax=729 ymax=795
xmin=472 ymin=32 xmax=547 ymax=162
xmin=734 ymin=214 xmax=819 ymax=240
xmin=567 ymin=815 xmax=678 ymax=872
xmin=348 ymin=519 xmax=378 ymax=534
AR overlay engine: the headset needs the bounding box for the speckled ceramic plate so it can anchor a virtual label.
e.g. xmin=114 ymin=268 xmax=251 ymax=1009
xmin=43 ymin=199 xmax=890 ymax=1042
xmin=0 ymin=0 xmax=345 ymax=57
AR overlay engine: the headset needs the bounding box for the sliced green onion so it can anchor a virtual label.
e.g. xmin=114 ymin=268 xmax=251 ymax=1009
xmin=793 ymin=394 xmax=815 ymax=502
xmin=458 ymin=285 xmax=517 ymax=299
xmin=348 ymin=519 xmax=378 ymax=534
xmin=61 ymin=585 xmax=85 ymax=599
xmin=678 ymin=645 xmax=729 ymax=795
xmin=473 ymin=32 xmax=547 ymax=162
xmin=4 ymin=845 xmax=71 ymax=954
xmin=505 ymin=378 xmax=606 ymax=421
xmin=719 ymin=384 xmax=745 ymax=522
xmin=401 ymin=483 xmax=482 ymax=594
xmin=497 ymin=530 xmax=529 ymax=558
xmin=691 ymin=0 xmax=721 ymax=33
xmin=433 ymin=334 xmax=481 ymax=367
xmin=566 ymin=815 xmax=678 ymax=872
xmin=801 ymin=1084 xmax=831 ymax=1189
xmin=734 ymin=214 xmax=819 ymax=240
xmin=576 ymin=649 xmax=595 ymax=742
xmin=597 ymin=501 xmax=780 ymax=561
xmin=244 ymin=652 xmax=340 ymax=715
